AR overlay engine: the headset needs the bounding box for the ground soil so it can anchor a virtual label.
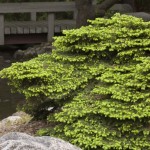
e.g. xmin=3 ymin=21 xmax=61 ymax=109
xmin=0 ymin=120 xmax=50 ymax=137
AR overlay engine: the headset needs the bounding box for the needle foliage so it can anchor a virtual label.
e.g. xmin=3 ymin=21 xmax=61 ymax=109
xmin=0 ymin=14 xmax=150 ymax=149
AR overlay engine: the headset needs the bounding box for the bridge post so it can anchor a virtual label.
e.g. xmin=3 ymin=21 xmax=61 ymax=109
xmin=48 ymin=13 xmax=55 ymax=42
xmin=0 ymin=15 xmax=4 ymax=45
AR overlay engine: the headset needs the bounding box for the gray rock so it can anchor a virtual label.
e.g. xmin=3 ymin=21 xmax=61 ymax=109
xmin=13 ymin=49 xmax=25 ymax=60
xmin=0 ymin=112 xmax=32 ymax=131
xmin=109 ymin=4 xmax=134 ymax=13
xmin=4 ymin=60 xmax=11 ymax=63
xmin=126 ymin=12 xmax=150 ymax=21
xmin=0 ymin=132 xmax=81 ymax=150
xmin=13 ymin=42 xmax=52 ymax=61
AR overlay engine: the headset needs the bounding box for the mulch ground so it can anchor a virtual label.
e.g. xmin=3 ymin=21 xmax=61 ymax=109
xmin=0 ymin=120 xmax=50 ymax=137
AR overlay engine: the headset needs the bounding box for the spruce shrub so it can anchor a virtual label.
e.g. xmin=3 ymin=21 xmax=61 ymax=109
xmin=0 ymin=14 xmax=150 ymax=149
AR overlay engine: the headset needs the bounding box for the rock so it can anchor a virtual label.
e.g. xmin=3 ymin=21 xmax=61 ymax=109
xmin=0 ymin=116 xmax=22 ymax=129
xmin=13 ymin=49 xmax=25 ymax=60
xmin=0 ymin=111 xmax=32 ymax=131
xmin=126 ymin=12 xmax=150 ymax=21
xmin=0 ymin=132 xmax=81 ymax=150
xmin=12 ymin=111 xmax=32 ymax=123
xmin=109 ymin=4 xmax=134 ymax=14
xmin=13 ymin=42 xmax=53 ymax=61
xmin=4 ymin=60 xmax=11 ymax=63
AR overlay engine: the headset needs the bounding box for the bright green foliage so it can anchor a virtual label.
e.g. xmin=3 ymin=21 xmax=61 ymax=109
xmin=0 ymin=53 xmax=97 ymax=116
xmin=1 ymin=14 xmax=150 ymax=149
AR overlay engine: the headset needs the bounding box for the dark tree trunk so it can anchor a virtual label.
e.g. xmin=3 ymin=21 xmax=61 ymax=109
xmin=75 ymin=0 xmax=120 ymax=28
xmin=75 ymin=0 xmax=94 ymax=28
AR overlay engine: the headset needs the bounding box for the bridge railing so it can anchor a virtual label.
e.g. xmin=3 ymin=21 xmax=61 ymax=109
xmin=0 ymin=2 xmax=77 ymax=45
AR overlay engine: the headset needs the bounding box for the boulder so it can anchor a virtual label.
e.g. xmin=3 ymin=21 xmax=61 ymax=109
xmin=0 ymin=132 xmax=81 ymax=150
xmin=0 ymin=111 xmax=32 ymax=131
xmin=126 ymin=12 xmax=150 ymax=21
xmin=109 ymin=4 xmax=134 ymax=14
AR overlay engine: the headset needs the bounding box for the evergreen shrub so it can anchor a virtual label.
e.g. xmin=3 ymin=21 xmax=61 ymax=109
xmin=0 ymin=14 xmax=150 ymax=149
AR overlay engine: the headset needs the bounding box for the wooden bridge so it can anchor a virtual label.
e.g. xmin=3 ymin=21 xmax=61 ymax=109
xmin=0 ymin=2 xmax=77 ymax=45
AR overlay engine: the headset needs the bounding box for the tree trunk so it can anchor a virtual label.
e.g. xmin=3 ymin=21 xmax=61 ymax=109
xmin=75 ymin=0 xmax=120 ymax=28
xmin=75 ymin=0 xmax=94 ymax=28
